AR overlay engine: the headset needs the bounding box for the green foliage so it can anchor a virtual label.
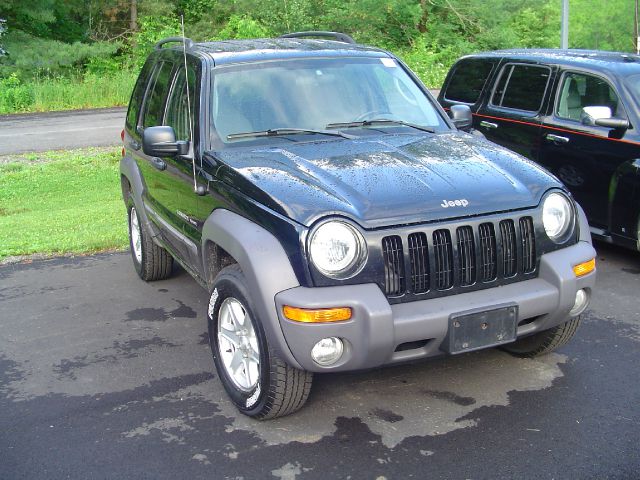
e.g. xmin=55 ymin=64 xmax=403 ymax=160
xmin=510 ymin=2 xmax=560 ymax=48
xmin=214 ymin=15 xmax=271 ymax=40
xmin=0 ymin=30 xmax=119 ymax=77
xmin=0 ymin=147 xmax=128 ymax=260
xmin=130 ymin=15 xmax=181 ymax=67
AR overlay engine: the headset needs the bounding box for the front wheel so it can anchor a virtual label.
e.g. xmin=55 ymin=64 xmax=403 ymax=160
xmin=502 ymin=316 xmax=582 ymax=358
xmin=208 ymin=265 xmax=312 ymax=419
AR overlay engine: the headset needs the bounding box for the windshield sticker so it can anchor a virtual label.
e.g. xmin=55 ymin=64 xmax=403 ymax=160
xmin=380 ymin=58 xmax=397 ymax=68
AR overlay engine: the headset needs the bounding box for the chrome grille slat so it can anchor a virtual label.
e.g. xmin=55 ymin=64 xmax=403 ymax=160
xmin=433 ymin=229 xmax=453 ymax=290
xmin=500 ymin=220 xmax=517 ymax=277
xmin=456 ymin=226 xmax=475 ymax=286
xmin=519 ymin=216 xmax=536 ymax=273
xmin=382 ymin=235 xmax=405 ymax=296
xmin=479 ymin=222 xmax=497 ymax=281
xmin=408 ymin=232 xmax=430 ymax=293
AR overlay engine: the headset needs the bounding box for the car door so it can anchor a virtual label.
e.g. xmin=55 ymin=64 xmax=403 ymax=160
xmin=135 ymin=56 xmax=198 ymax=265
xmin=537 ymin=70 xmax=639 ymax=233
xmin=475 ymin=62 xmax=553 ymax=160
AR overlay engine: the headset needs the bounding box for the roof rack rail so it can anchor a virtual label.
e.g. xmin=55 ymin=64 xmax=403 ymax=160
xmin=155 ymin=36 xmax=194 ymax=50
xmin=279 ymin=31 xmax=356 ymax=44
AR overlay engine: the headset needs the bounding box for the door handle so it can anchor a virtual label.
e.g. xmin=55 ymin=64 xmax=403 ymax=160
xmin=480 ymin=121 xmax=498 ymax=129
xmin=545 ymin=133 xmax=570 ymax=144
xmin=151 ymin=157 xmax=166 ymax=171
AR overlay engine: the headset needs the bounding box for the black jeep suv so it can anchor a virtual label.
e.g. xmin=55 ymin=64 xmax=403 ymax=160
xmin=121 ymin=33 xmax=596 ymax=419
xmin=438 ymin=49 xmax=640 ymax=252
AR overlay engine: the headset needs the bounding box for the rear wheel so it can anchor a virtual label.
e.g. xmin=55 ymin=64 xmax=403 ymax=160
xmin=502 ymin=316 xmax=582 ymax=358
xmin=208 ymin=265 xmax=312 ymax=419
xmin=126 ymin=195 xmax=173 ymax=281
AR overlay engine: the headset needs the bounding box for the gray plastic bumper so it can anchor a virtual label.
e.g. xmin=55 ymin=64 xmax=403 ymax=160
xmin=274 ymin=240 xmax=596 ymax=372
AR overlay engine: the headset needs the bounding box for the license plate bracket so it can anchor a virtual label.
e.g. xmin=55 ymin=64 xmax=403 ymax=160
xmin=443 ymin=304 xmax=518 ymax=355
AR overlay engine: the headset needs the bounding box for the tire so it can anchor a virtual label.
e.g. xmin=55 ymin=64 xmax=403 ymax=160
xmin=208 ymin=265 xmax=312 ymax=419
xmin=126 ymin=195 xmax=173 ymax=281
xmin=502 ymin=316 xmax=582 ymax=358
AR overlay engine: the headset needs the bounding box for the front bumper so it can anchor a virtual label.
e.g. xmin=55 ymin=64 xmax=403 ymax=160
xmin=274 ymin=240 xmax=596 ymax=372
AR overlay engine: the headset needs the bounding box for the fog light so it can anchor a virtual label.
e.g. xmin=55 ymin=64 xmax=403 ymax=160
xmin=570 ymin=288 xmax=589 ymax=317
xmin=311 ymin=337 xmax=344 ymax=366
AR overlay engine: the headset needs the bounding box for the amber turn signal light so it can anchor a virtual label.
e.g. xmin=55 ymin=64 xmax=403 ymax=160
xmin=283 ymin=305 xmax=352 ymax=323
xmin=573 ymin=258 xmax=595 ymax=277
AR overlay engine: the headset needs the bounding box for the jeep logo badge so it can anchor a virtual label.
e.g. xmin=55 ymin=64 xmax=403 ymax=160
xmin=441 ymin=199 xmax=469 ymax=208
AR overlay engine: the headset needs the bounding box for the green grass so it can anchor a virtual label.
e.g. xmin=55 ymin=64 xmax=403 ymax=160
xmin=0 ymin=147 xmax=128 ymax=260
xmin=0 ymin=71 xmax=137 ymax=115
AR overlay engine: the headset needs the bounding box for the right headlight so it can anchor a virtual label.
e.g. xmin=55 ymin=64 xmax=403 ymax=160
xmin=542 ymin=192 xmax=574 ymax=242
xmin=309 ymin=220 xmax=367 ymax=278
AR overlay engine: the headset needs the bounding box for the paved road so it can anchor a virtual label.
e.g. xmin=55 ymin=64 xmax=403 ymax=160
xmin=0 ymin=108 xmax=126 ymax=155
xmin=1 ymin=243 xmax=638 ymax=479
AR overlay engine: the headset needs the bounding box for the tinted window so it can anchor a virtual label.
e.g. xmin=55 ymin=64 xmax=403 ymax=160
xmin=491 ymin=64 xmax=550 ymax=112
xmin=142 ymin=61 xmax=174 ymax=128
xmin=444 ymin=59 xmax=494 ymax=104
xmin=125 ymin=59 xmax=154 ymax=132
xmin=165 ymin=65 xmax=197 ymax=141
xmin=556 ymin=72 xmax=620 ymax=121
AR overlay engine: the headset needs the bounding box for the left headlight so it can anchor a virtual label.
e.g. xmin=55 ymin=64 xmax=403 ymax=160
xmin=542 ymin=192 xmax=574 ymax=242
xmin=309 ymin=220 xmax=367 ymax=278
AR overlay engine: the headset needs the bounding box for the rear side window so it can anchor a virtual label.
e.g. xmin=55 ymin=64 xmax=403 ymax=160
xmin=491 ymin=64 xmax=551 ymax=112
xmin=125 ymin=59 xmax=153 ymax=132
xmin=444 ymin=59 xmax=494 ymax=104
xmin=142 ymin=61 xmax=174 ymax=128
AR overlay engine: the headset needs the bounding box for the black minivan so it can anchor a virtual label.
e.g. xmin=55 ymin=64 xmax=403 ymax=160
xmin=438 ymin=49 xmax=640 ymax=252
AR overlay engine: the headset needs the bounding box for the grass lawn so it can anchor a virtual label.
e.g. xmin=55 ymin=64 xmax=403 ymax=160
xmin=0 ymin=147 xmax=128 ymax=261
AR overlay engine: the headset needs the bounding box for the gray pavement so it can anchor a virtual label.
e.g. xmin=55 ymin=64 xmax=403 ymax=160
xmin=0 ymin=108 xmax=125 ymax=155
xmin=1 ymin=243 xmax=639 ymax=479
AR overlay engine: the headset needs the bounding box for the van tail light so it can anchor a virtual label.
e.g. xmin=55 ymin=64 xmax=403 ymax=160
xmin=121 ymin=129 xmax=125 ymax=142
xmin=121 ymin=147 xmax=126 ymax=157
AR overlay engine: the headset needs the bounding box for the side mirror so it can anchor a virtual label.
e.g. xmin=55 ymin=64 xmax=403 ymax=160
xmin=580 ymin=106 xmax=629 ymax=130
xmin=142 ymin=126 xmax=189 ymax=157
xmin=449 ymin=104 xmax=473 ymax=131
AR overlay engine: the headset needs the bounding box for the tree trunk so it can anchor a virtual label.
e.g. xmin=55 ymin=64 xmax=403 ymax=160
xmin=130 ymin=0 xmax=137 ymax=47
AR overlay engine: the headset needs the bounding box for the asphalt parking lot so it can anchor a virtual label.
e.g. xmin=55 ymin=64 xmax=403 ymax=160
xmin=1 ymin=242 xmax=638 ymax=479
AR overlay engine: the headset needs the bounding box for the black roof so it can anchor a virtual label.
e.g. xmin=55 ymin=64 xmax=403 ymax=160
xmin=465 ymin=48 xmax=640 ymax=76
xmin=177 ymin=38 xmax=390 ymax=65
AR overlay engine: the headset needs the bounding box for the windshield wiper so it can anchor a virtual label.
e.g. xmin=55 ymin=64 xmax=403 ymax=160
xmin=326 ymin=119 xmax=435 ymax=133
xmin=227 ymin=127 xmax=355 ymax=141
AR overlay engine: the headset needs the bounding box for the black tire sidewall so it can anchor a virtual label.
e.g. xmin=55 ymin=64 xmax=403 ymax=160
xmin=208 ymin=269 xmax=271 ymax=416
xmin=125 ymin=195 xmax=144 ymax=278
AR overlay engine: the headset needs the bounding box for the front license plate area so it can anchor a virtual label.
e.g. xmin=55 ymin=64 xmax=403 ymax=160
xmin=443 ymin=305 xmax=518 ymax=355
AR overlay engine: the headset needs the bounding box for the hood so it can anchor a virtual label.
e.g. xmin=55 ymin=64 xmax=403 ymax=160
xmin=207 ymin=132 xmax=562 ymax=229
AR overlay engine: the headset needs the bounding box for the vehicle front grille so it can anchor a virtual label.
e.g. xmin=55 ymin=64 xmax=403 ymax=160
xmin=381 ymin=215 xmax=537 ymax=299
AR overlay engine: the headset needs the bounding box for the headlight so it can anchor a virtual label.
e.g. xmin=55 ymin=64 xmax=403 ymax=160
xmin=542 ymin=192 xmax=573 ymax=242
xmin=309 ymin=221 xmax=366 ymax=278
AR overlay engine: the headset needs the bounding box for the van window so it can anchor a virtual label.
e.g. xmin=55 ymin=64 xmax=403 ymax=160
xmin=491 ymin=64 xmax=550 ymax=112
xmin=556 ymin=72 xmax=620 ymax=121
xmin=444 ymin=59 xmax=494 ymax=104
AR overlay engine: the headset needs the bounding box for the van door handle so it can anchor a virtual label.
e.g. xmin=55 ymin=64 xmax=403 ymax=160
xmin=545 ymin=133 xmax=570 ymax=144
xmin=480 ymin=121 xmax=498 ymax=129
xmin=151 ymin=157 xmax=166 ymax=171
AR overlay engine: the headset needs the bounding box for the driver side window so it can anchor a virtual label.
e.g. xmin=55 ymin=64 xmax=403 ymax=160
xmin=556 ymin=72 xmax=620 ymax=122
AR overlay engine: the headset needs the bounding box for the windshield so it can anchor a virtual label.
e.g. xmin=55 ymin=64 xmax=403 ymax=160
xmin=625 ymin=74 xmax=640 ymax=107
xmin=210 ymin=57 xmax=447 ymax=144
